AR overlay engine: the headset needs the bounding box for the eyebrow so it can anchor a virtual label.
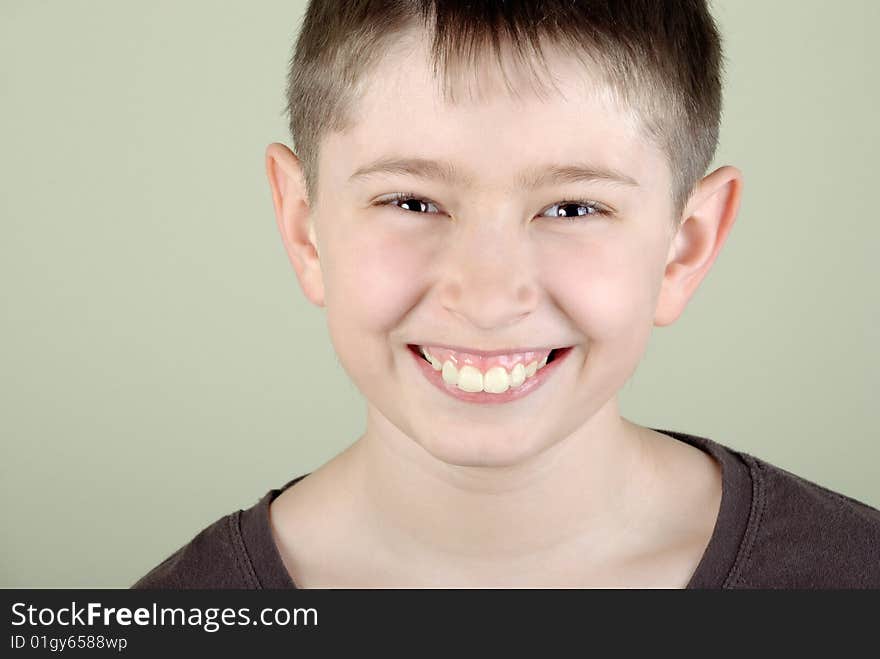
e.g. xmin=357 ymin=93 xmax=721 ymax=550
xmin=348 ymin=156 xmax=640 ymax=189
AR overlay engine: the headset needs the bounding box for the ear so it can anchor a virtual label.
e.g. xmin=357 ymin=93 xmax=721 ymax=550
xmin=654 ymin=165 xmax=744 ymax=326
xmin=265 ymin=142 xmax=325 ymax=308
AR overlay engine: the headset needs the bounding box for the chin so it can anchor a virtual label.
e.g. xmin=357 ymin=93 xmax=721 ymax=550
xmin=416 ymin=427 xmax=548 ymax=469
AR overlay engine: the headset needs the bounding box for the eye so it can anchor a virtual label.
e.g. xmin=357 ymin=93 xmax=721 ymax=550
xmin=374 ymin=193 xmax=612 ymax=221
xmin=542 ymin=200 xmax=612 ymax=220
xmin=375 ymin=193 xmax=441 ymax=215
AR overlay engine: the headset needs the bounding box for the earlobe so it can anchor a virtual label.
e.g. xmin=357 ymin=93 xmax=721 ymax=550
xmin=653 ymin=165 xmax=744 ymax=326
xmin=265 ymin=142 xmax=326 ymax=308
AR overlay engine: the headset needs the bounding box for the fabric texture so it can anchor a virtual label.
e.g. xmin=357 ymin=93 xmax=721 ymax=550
xmin=131 ymin=429 xmax=880 ymax=589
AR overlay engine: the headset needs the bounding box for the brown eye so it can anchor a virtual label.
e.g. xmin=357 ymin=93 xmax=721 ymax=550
xmin=377 ymin=193 xmax=440 ymax=214
xmin=543 ymin=201 xmax=610 ymax=220
xmin=375 ymin=193 xmax=612 ymax=221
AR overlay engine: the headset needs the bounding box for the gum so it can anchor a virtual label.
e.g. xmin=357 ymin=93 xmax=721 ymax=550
xmin=422 ymin=345 xmax=552 ymax=373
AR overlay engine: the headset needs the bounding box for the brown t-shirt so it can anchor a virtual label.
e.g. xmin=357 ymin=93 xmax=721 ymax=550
xmin=131 ymin=429 xmax=880 ymax=589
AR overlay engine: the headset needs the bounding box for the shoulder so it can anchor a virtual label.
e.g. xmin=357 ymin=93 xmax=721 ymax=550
xmin=131 ymin=510 xmax=259 ymax=589
xmin=731 ymin=452 xmax=880 ymax=588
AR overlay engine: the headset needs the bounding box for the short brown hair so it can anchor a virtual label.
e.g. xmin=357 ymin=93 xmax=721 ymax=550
xmin=284 ymin=0 xmax=724 ymax=223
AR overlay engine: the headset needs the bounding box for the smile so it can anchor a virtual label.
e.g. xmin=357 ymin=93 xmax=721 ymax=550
xmin=407 ymin=344 xmax=574 ymax=405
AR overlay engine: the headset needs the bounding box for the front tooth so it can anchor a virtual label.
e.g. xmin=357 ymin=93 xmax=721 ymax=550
xmin=483 ymin=366 xmax=511 ymax=394
xmin=456 ymin=365 xmax=484 ymax=393
xmin=431 ymin=350 xmax=542 ymax=394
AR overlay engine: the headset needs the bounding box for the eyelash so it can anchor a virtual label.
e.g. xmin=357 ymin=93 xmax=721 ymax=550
xmin=375 ymin=192 xmax=612 ymax=220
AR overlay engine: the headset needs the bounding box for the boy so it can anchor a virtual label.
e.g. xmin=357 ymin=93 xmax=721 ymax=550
xmin=133 ymin=0 xmax=880 ymax=588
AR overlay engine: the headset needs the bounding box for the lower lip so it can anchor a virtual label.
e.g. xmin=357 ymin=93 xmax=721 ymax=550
xmin=408 ymin=345 xmax=574 ymax=405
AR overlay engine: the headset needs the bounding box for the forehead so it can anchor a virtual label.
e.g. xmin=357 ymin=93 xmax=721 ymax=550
xmin=321 ymin=29 xmax=666 ymax=196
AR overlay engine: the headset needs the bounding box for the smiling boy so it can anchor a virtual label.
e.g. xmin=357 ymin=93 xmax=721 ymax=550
xmin=133 ymin=1 xmax=880 ymax=589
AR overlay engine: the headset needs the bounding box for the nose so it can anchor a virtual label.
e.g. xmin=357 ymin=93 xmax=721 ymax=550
xmin=437 ymin=219 xmax=538 ymax=330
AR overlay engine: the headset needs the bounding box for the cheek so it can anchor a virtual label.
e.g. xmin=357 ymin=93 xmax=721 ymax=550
xmin=542 ymin=239 xmax=656 ymax=339
xmin=329 ymin=227 xmax=432 ymax=329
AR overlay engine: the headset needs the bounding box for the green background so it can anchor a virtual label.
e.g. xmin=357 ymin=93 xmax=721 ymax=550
xmin=2 ymin=1 xmax=878 ymax=587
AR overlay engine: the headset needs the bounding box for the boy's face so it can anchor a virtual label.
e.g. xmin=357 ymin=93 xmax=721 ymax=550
xmin=272 ymin=33 xmax=736 ymax=468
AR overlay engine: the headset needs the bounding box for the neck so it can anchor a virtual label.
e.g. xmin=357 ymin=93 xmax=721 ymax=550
xmin=345 ymin=399 xmax=659 ymax=579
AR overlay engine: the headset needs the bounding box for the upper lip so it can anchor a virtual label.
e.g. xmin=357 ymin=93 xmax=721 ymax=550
xmin=411 ymin=343 xmax=569 ymax=357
